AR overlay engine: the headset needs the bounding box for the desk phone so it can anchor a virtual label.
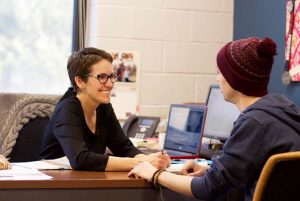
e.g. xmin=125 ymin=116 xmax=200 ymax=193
xmin=122 ymin=115 xmax=160 ymax=139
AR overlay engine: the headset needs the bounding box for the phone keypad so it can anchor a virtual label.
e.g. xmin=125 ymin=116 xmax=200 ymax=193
xmin=140 ymin=127 xmax=147 ymax=132
xmin=135 ymin=133 xmax=145 ymax=139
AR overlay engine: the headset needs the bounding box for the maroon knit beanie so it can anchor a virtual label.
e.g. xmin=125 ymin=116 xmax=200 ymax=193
xmin=216 ymin=37 xmax=277 ymax=96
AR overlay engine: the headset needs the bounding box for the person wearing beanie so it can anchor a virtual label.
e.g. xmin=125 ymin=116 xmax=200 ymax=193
xmin=128 ymin=37 xmax=300 ymax=201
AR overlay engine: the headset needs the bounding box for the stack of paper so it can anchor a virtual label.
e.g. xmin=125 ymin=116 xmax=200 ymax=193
xmin=11 ymin=156 xmax=72 ymax=170
xmin=0 ymin=165 xmax=53 ymax=180
xmin=0 ymin=156 xmax=73 ymax=180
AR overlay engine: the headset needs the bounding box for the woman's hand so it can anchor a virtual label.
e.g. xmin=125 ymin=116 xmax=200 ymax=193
xmin=143 ymin=152 xmax=171 ymax=169
xmin=179 ymin=160 xmax=209 ymax=176
xmin=135 ymin=152 xmax=170 ymax=169
xmin=128 ymin=161 xmax=157 ymax=181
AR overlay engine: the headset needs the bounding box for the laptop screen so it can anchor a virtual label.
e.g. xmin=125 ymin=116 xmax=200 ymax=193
xmin=164 ymin=104 xmax=207 ymax=154
xmin=203 ymin=85 xmax=240 ymax=140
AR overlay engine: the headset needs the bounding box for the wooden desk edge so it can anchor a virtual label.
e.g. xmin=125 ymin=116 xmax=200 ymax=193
xmin=0 ymin=170 xmax=152 ymax=189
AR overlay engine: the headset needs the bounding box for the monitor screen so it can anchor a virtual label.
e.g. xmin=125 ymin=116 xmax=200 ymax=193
xmin=203 ymin=85 xmax=240 ymax=140
xmin=164 ymin=104 xmax=207 ymax=154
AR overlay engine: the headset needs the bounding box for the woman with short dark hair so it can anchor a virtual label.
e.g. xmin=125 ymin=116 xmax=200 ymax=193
xmin=41 ymin=47 xmax=170 ymax=171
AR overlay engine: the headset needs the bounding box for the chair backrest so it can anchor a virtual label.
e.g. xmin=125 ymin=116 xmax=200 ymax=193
xmin=0 ymin=93 xmax=60 ymax=161
xmin=8 ymin=117 xmax=50 ymax=162
xmin=253 ymin=151 xmax=300 ymax=201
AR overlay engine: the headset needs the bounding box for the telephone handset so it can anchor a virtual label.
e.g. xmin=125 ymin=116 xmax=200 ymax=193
xmin=122 ymin=115 xmax=160 ymax=139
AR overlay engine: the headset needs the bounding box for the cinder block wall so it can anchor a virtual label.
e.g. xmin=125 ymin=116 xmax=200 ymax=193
xmin=88 ymin=0 xmax=233 ymax=118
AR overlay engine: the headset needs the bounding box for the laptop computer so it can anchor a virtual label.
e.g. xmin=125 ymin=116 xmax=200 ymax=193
xmin=163 ymin=104 xmax=207 ymax=159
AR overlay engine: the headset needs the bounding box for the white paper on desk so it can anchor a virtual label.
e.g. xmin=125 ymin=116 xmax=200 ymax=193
xmin=43 ymin=156 xmax=72 ymax=169
xmin=47 ymin=156 xmax=70 ymax=165
xmin=0 ymin=165 xmax=53 ymax=180
xmin=12 ymin=156 xmax=72 ymax=170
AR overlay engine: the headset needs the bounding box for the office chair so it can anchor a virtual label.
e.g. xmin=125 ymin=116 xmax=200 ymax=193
xmin=0 ymin=93 xmax=60 ymax=162
xmin=253 ymin=151 xmax=300 ymax=201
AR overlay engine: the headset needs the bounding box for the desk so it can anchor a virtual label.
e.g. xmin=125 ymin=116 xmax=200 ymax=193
xmin=0 ymin=170 xmax=200 ymax=201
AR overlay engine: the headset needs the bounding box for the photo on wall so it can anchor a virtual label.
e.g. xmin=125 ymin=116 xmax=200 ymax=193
xmin=110 ymin=51 xmax=138 ymax=83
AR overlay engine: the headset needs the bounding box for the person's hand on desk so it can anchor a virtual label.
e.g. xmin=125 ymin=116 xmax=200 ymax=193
xmin=135 ymin=152 xmax=170 ymax=169
xmin=129 ymin=161 xmax=194 ymax=197
xmin=179 ymin=160 xmax=209 ymax=176
xmin=128 ymin=161 xmax=157 ymax=180
xmin=0 ymin=155 xmax=11 ymax=170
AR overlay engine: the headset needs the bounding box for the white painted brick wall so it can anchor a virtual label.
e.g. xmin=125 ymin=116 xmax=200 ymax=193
xmin=97 ymin=0 xmax=164 ymax=8
xmin=165 ymin=0 xmax=222 ymax=11
xmin=164 ymin=42 xmax=220 ymax=74
xmin=195 ymin=75 xmax=218 ymax=103
xmin=96 ymin=5 xmax=132 ymax=38
xmin=88 ymin=0 xmax=234 ymax=118
xmin=131 ymin=8 xmax=191 ymax=41
xmin=94 ymin=38 xmax=164 ymax=72
xmin=192 ymin=12 xmax=233 ymax=43
xmin=139 ymin=73 xmax=196 ymax=105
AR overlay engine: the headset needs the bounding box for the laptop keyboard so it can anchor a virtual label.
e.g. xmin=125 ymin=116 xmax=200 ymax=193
xmin=138 ymin=147 xmax=196 ymax=158
xmin=166 ymin=150 xmax=193 ymax=157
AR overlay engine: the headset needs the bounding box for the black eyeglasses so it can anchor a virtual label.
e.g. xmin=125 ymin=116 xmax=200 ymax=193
xmin=83 ymin=73 xmax=118 ymax=84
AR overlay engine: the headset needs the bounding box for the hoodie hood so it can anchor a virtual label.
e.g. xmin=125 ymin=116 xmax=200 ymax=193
xmin=243 ymin=94 xmax=300 ymax=134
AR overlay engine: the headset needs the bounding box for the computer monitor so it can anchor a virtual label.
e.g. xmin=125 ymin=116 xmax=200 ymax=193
xmin=203 ymin=85 xmax=240 ymax=141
